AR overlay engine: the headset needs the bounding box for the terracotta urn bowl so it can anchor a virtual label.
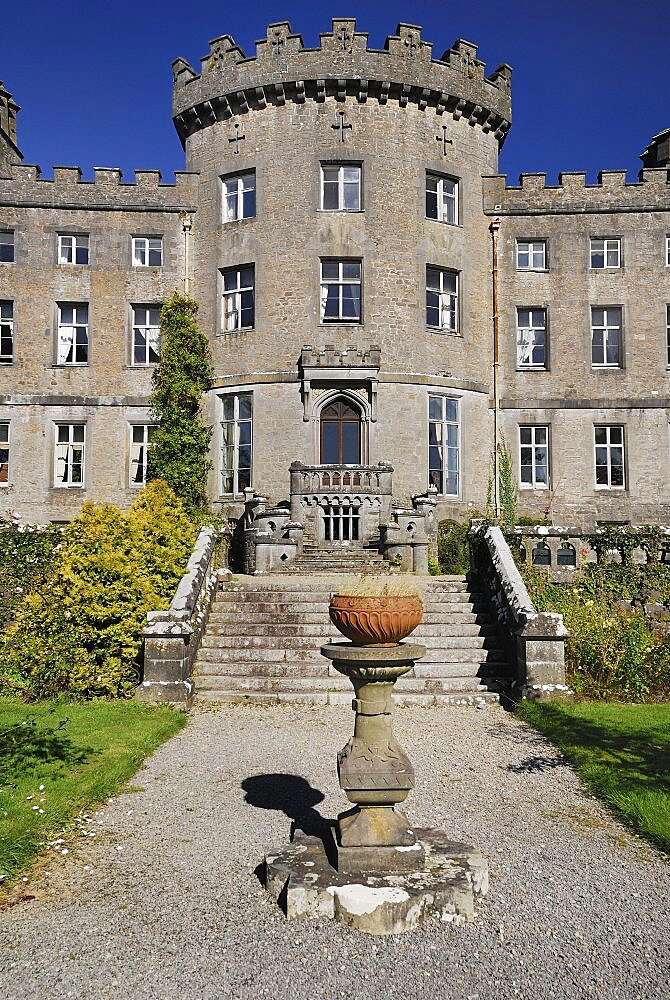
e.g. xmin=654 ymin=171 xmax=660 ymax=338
xmin=329 ymin=594 xmax=423 ymax=646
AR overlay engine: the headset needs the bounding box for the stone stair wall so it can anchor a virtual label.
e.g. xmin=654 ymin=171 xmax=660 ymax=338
xmin=194 ymin=575 xmax=510 ymax=707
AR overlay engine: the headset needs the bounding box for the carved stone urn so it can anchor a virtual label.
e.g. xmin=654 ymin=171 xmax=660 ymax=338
xmin=322 ymin=587 xmax=426 ymax=872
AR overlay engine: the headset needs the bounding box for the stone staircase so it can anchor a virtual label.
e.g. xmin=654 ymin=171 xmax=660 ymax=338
xmin=194 ymin=575 xmax=509 ymax=706
xmin=282 ymin=541 xmax=386 ymax=575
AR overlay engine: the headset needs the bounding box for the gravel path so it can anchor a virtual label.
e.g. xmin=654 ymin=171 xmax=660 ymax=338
xmin=1 ymin=703 xmax=668 ymax=1000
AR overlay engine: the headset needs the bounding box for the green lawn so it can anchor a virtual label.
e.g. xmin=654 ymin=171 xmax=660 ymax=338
xmin=518 ymin=700 xmax=670 ymax=852
xmin=0 ymin=698 xmax=187 ymax=884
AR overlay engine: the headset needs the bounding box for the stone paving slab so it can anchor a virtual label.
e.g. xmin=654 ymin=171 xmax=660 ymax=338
xmin=0 ymin=704 xmax=668 ymax=1000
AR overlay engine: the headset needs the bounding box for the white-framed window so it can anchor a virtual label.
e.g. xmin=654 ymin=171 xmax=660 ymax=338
xmin=0 ymin=230 xmax=14 ymax=263
xmin=58 ymin=233 xmax=89 ymax=265
xmin=221 ymin=393 xmax=253 ymax=495
xmin=426 ymin=266 xmax=458 ymax=332
xmin=222 ymin=266 xmax=255 ymax=332
xmin=666 ymin=235 xmax=670 ymax=267
xmin=132 ymin=305 xmax=161 ymax=365
xmin=516 ymin=307 xmax=547 ymax=369
xmin=428 ymin=395 xmax=459 ymax=496
xmin=666 ymin=304 xmax=670 ymax=368
xmin=591 ymin=306 xmax=622 ymax=367
xmin=590 ymin=238 xmax=621 ymax=269
xmin=320 ymin=259 xmax=362 ymax=323
xmin=132 ymin=236 xmax=163 ymax=267
xmin=222 ymin=172 xmax=256 ymax=223
xmin=129 ymin=424 xmax=156 ymax=487
xmin=594 ymin=425 xmax=625 ymax=489
xmin=321 ymin=164 xmax=361 ymax=211
xmin=54 ymin=423 xmax=85 ymax=488
xmin=0 ymin=421 xmax=9 ymax=485
xmin=57 ymin=303 xmax=89 ymax=365
xmin=519 ymin=425 xmax=549 ymax=488
xmin=0 ymin=301 xmax=13 ymax=365
xmin=516 ymin=240 xmax=546 ymax=271
xmin=425 ymin=173 xmax=458 ymax=225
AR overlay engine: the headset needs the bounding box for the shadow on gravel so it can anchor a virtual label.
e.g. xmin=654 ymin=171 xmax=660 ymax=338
xmin=507 ymin=755 xmax=567 ymax=774
xmin=242 ymin=773 xmax=337 ymax=880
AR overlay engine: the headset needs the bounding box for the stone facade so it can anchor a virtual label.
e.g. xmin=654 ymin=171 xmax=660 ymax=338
xmin=0 ymin=19 xmax=668 ymax=531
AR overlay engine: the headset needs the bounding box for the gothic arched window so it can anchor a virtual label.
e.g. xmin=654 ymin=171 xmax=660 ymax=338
xmin=320 ymin=399 xmax=361 ymax=464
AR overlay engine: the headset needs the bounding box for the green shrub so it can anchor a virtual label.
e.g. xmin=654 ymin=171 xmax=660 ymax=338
xmin=524 ymin=564 xmax=670 ymax=702
xmin=437 ymin=520 xmax=470 ymax=574
xmin=0 ymin=520 xmax=62 ymax=630
xmin=0 ymin=482 xmax=197 ymax=700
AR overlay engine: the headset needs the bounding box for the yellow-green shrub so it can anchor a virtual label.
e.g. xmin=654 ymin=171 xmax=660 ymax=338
xmin=0 ymin=482 xmax=197 ymax=700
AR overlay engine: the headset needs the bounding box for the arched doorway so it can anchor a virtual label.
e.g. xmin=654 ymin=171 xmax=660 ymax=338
xmin=320 ymin=399 xmax=361 ymax=464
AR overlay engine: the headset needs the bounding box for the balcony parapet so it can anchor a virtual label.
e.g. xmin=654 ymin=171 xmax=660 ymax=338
xmin=290 ymin=461 xmax=393 ymax=496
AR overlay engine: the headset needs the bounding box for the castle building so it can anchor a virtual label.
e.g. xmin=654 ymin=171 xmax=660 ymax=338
xmin=1 ymin=20 xmax=669 ymax=544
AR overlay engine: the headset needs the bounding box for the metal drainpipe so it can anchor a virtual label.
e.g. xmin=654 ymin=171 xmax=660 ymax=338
xmin=490 ymin=218 xmax=501 ymax=519
xmin=179 ymin=211 xmax=193 ymax=295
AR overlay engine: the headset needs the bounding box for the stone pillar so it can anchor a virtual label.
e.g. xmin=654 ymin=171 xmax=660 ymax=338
xmin=517 ymin=612 xmax=571 ymax=701
xmin=136 ymin=616 xmax=194 ymax=707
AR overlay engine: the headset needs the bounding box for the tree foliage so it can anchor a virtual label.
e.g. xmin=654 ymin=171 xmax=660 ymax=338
xmin=147 ymin=293 xmax=214 ymax=516
xmin=0 ymin=481 xmax=197 ymax=700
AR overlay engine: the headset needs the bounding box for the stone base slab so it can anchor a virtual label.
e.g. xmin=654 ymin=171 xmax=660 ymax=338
xmin=264 ymin=828 xmax=488 ymax=935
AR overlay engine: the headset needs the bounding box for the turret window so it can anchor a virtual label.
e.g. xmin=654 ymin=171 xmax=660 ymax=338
xmin=428 ymin=395 xmax=460 ymax=497
xmin=221 ymin=393 xmax=253 ymax=496
xmin=425 ymin=174 xmax=458 ymax=226
xmin=320 ymin=260 xmax=362 ymax=322
xmin=222 ymin=171 xmax=256 ymax=223
xmin=222 ymin=266 xmax=255 ymax=331
xmin=320 ymin=164 xmax=361 ymax=211
xmin=426 ymin=267 xmax=458 ymax=332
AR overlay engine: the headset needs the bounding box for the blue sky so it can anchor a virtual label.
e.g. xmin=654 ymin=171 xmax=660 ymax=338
xmin=2 ymin=0 xmax=668 ymax=183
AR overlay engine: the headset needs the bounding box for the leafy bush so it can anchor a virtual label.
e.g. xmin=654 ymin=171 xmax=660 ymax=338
xmin=0 ymin=482 xmax=197 ymax=700
xmin=525 ymin=564 xmax=670 ymax=702
xmin=437 ymin=520 xmax=471 ymax=574
xmin=0 ymin=520 xmax=62 ymax=629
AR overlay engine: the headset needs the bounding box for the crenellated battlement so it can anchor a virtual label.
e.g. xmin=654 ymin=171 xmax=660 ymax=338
xmin=0 ymin=163 xmax=199 ymax=210
xmin=171 ymin=19 xmax=512 ymax=147
xmin=483 ymin=166 xmax=670 ymax=215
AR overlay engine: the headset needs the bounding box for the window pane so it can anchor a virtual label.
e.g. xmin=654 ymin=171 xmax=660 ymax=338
xmin=321 ymin=260 xmax=338 ymax=280
xmin=322 ymin=181 xmax=339 ymax=210
xmin=342 ymin=261 xmax=360 ymax=280
xmin=321 ymin=423 xmax=339 ymax=464
xmin=429 ymin=396 xmax=443 ymax=421
xmin=239 ymin=395 xmax=252 ymax=420
xmin=341 ymin=422 xmax=360 ymax=464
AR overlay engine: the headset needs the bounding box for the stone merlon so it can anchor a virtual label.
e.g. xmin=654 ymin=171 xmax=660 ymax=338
xmin=171 ymin=18 xmax=512 ymax=147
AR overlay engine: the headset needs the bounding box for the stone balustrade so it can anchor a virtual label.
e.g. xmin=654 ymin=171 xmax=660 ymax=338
xmin=512 ymin=524 xmax=670 ymax=581
xmin=137 ymin=525 xmax=228 ymax=706
xmin=471 ymin=525 xmax=571 ymax=702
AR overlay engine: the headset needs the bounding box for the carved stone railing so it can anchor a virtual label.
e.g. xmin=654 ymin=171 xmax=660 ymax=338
xmin=137 ymin=525 xmax=229 ymax=707
xmin=243 ymin=492 xmax=304 ymax=574
xmin=471 ymin=525 xmax=571 ymax=702
xmin=379 ymin=490 xmax=438 ymax=573
xmin=289 ymin=462 xmax=394 ymax=547
xmin=512 ymin=525 xmax=670 ymax=582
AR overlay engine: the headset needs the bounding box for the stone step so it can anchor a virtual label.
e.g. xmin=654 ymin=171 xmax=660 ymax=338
xmin=192 ymin=659 xmax=501 ymax=680
xmin=195 ymin=690 xmax=501 ymax=707
xmin=202 ymin=621 xmax=496 ymax=638
xmin=195 ymin=673 xmax=497 ymax=695
xmin=197 ymin=650 xmax=506 ymax=671
xmin=199 ymin=632 xmax=502 ymax=651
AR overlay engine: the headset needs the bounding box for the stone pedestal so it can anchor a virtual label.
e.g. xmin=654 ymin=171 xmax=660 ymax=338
xmin=262 ymin=639 xmax=489 ymax=934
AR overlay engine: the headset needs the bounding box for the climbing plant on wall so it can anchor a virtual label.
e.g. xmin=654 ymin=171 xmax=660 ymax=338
xmin=147 ymin=293 xmax=214 ymax=517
